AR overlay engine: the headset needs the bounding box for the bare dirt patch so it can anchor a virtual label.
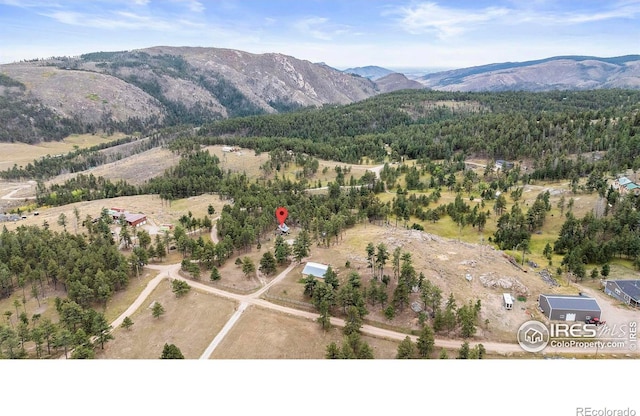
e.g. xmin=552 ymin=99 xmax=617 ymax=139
xmin=203 ymin=145 xmax=270 ymax=179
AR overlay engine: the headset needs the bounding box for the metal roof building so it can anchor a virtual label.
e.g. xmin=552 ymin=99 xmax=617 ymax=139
xmin=538 ymin=294 xmax=601 ymax=322
xmin=603 ymin=280 xmax=640 ymax=307
xmin=302 ymin=262 xmax=329 ymax=278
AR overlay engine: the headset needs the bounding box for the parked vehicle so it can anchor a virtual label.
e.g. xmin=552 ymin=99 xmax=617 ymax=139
xmin=585 ymin=317 xmax=605 ymax=325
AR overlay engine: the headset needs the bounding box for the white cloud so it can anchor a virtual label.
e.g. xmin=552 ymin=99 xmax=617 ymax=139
xmin=171 ymin=0 xmax=205 ymax=14
xmin=393 ymin=2 xmax=509 ymax=38
xmin=294 ymin=17 xmax=332 ymax=40
xmin=38 ymin=2 xmax=208 ymax=32
xmin=391 ymin=1 xmax=640 ymax=39
xmin=293 ymin=16 xmax=351 ymax=41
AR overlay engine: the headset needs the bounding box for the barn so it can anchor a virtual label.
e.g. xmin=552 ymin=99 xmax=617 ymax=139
xmin=123 ymin=212 xmax=147 ymax=227
xmin=603 ymin=280 xmax=640 ymax=307
xmin=302 ymin=262 xmax=329 ymax=278
xmin=109 ymin=209 xmax=147 ymax=227
xmin=538 ymin=294 xmax=601 ymax=322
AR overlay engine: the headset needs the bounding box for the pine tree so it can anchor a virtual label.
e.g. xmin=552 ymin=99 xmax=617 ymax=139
xmin=121 ymin=316 xmax=134 ymax=330
xmin=152 ymin=302 xmax=165 ymax=319
xmin=416 ymin=325 xmax=435 ymax=358
xmin=161 ymin=343 xmax=184 ymax=359
xmin=396 ymin=336 xmax=415 ymax=359
xmin=210 ymin=266 xmax=221 ymax=281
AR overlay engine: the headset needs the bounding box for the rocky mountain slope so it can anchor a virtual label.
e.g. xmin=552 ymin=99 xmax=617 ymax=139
xmin=3 ymin=48 xmax=640 ymax=144
xmin=343 ymin=65 xmax=395 ymax=80
xmin=0 ymin=46 xmax=382 ymax=142
xmin=371 ymin=73 xmax=424 ymax=93
xmin=419 ymin=55 xmax=640 ymax=92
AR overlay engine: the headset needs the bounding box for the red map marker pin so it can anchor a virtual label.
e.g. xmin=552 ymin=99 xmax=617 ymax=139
xmin=276 ymin=207 xmax=288 ymax=226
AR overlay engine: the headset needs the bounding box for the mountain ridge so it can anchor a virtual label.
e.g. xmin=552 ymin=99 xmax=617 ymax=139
xmin=342 ymin=65 xmax=395 ymax=80
xmin=2 ymin=47 xmax=640 ymax=144
xmin=419 ymin=54 xmax=640 ymax=91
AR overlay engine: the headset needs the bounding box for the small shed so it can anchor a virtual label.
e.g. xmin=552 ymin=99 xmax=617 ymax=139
xmin=538 ymin=294 xmax=601 ymax=322
xmin=603 ymin=280 xmax=640 ymax=307
xmin=503 ymin=293 xmax=514 ymax=310
xmin=302 ymin=262 xmax=329 ymax=278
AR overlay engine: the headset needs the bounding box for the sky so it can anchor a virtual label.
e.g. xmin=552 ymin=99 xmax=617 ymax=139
xmin=0 ymin=0 xmax=639 ymax=71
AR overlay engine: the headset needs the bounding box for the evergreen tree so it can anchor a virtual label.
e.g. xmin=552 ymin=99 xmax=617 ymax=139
xmin=396 ymin=336 xmax=415 ymax=359
xmin=152 ymin=302 xmax=165 ymax=319
xmin=121 ymin=316 xmax=134 ymax=330
xmin=161 ymin=343 xmax=184 ymax=359
xmin=416 ymin=324 xmax=435 ymax=358
xmin=259 ymin=251 xmax=277 ymax=276
xmin=171 ymin=279 xmax=191 ymax=297
xmin=210 ymin=266 xmax=221 ymax=281
xmin=241 ymin=257 xmax=256 ymax=279
xmin=274 ymin=235 xmax=292 ymax=265
xmin=293 ymin=229 xmax=311 ymax=262
xmin=457 ymin=341 xmax=470 ymax=359
xmin=325 ymin=342 xmax=341 ymax=359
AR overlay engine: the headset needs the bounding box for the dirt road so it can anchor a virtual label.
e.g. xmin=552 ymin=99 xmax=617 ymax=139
xmin=102 ymin=256 xmax=638 ymax=358
xmin=0 ymin=181 xmax=37 ymax=200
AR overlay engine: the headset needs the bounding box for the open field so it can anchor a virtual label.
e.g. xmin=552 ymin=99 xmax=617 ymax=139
xmin=1 ymin=193 xmax=227 ymax=235
xmin=0 ymin=133 xmax=126 ymax=171
xmin=209 ymin=305 xmax=400 ymax=359
xmin=46 ymin=146 xmax=181 ymax=187
xmin=96 ymin=279 xmax=238 ymax=359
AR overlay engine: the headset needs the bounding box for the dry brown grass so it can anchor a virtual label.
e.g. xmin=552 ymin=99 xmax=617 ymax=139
xmin=0 ymin=133 xmax=125 ymax=171
xmin=2 ymin=193 xmax=227 ymax=235
xmin=209 ymin=305 xmax=400 ymax=359
xmin=46 ymin=147 xmax=181 ymax=187
xmin=96 ymin=279 xmax=238 ymax=359
xmin=265 ymin=221 xmax=569 ymax=344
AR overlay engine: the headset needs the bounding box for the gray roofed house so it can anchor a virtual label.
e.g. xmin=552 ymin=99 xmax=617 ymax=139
xmin=603 ymin=280 xmax=640 ymax=307
xmin=302 ymin=262 xmax=329 ymax=278
xmin=538 ymin=294 xmax=601 ymax=322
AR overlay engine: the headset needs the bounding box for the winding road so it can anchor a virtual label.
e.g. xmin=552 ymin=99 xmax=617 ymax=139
xmin=0 ymin=181 xmax=37 ymax=200
xmin=103 ymin=253 xmax=637 ymax=358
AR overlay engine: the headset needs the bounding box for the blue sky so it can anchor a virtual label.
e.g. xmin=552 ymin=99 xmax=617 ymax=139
xmin=1 ymin=0 xmax=639 ymax=70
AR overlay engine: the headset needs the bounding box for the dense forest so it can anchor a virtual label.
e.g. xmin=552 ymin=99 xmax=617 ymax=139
xmin=0 ymin=217 xmax=132 ymax=358
xmin=4 ymin=89 xmax=640 ymax=180
xmin=196 ymin=89 xmax=640 ymax=175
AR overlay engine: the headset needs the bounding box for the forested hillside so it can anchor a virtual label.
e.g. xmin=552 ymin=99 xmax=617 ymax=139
xmin=197 ymin=89 xmax=640 ymax=176
xmin=0 ymin=74 xmax=84 ymax=143
xmin=0 ymin=46 xmax=379 ymax=144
